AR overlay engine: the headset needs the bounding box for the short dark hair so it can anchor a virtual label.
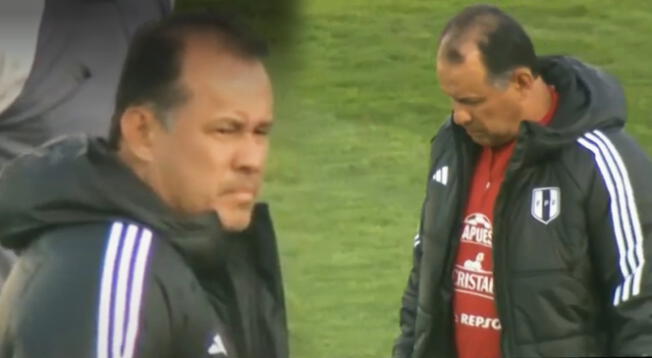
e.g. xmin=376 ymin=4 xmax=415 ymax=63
xmin=108 ymin=11 xmax=269 ymax=148
xmin=439 ymin=4 xmax=539 ymax=85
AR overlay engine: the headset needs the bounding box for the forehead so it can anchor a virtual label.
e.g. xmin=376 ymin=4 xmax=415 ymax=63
xmin=178 ymin=35 xmax=273 ymax=112
xmin=436 ymin=44 xmax=493 ymax=97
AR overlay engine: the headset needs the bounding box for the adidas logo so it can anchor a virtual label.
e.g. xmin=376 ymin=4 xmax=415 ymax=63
xmin=432 ymin=165 xmax=449 ymax=186
xmin=208 ymin=333 xmax=228 ymax=356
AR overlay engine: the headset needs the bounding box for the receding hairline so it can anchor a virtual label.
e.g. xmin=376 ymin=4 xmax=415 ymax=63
xmin=159 ymin=29 xmax=269 ymax=108
xmin=437 ymin=14 xmax=499 ymax=66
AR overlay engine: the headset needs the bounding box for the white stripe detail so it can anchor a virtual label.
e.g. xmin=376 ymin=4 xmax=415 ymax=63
xmin=586 ymin=131 xmax=641 ymax=301
xmin=592 ymin=130 xmax=646 ymax=297
xmin=614 ymin=285 xmax=623 ymax=306
xmin=578 ymin=130 xmax=645 ymax=305
xmin=113 ymin=225 xmax=139 ymax=357
xmin=413 ymin=234 xmax=421 ymax=247
xmin=578 ymin=136 xmax=631 ymax=304
xmin=579 ymin=136 xmax=632 ymax=279
xmin=97 ymin=223 xmax=125 ymax=358
xmin=586 ymin=132 xmax=637 ymax=300
xmin=413 ymin=221 xmax=422 ymax=248
xmin=97 ymin=223 xmax=154 ymax=358
xmin=122 ymin=229 xmax=153 ymax=358
xmin=442 ymin=166 xmax=449 ymax=185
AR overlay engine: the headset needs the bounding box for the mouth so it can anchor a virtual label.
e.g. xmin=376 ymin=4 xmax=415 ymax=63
xmin=228 ymin=191 xmax=255 ymax=202
xmin=465 ymin=128 xmax=482 ymax=137
xmin=221 ymin=187 xmax=258 ymax=203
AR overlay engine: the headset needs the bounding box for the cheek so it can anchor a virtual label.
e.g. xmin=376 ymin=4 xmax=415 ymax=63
xmin=185 ymin=137 xmax=235 ymax=186
xmin=478 ymin=101 xmax=517 ymax=130
xmin=162 ymin=134 xmax=231 ymax=192
xmin=471 ymin=105 xmax=498 ymax=129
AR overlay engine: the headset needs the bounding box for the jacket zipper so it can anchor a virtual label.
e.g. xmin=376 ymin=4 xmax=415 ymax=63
xmin=443 ymin=131 xmax=475 ymax=357
xmin=492 ymin=178 xmax=514 ymax=358
xmin=493 ymin=157 xmax=533 ymax=358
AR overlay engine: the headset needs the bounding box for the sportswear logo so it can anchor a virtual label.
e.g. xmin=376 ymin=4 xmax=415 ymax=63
xmin=531 ymin=187 xmax=560 ymax=224
xmin=208 ymin=334 xmax=228 ymax=356
xmin=432 ymin=165 xmax=449 ymax=185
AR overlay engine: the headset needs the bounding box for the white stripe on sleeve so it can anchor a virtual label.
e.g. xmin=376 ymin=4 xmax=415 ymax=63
xmin=578 ymin=130 xmax=645 ymax=306
xmin=97 ymin=222 xmax=124 ymax=358
xmin=122 ymin=229 xmax=153 ymax=358
xmin=592 ymin=130 xmax=646 ymax=297
xmin=97 ymin=222 xmax=154 ymax=358
xmin=112 ymin=225 xmax=139 ymax=357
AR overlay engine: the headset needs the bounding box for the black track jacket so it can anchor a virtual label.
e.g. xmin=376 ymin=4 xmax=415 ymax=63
xmin=0 ymin=136 xmax=288 ymax=358
xmin=393 ymin=56 xmax=652 ymax=357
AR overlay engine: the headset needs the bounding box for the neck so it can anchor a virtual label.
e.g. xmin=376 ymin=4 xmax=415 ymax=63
xmin=117 ymin=146 xmax=179 ymax=212
xmin=523 ymin=77 xmax=553 ymax=122
xmin=117 ymin=146 xmax=168 ymax=202
xmin=117 ymin=146 xmax=147 ymax=182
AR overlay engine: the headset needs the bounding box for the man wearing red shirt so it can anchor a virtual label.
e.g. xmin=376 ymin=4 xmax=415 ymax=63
xmin=393 ymin=4 xmax=652 ymax=358
xmin=452 ymin=84 xmax=558 ymax=358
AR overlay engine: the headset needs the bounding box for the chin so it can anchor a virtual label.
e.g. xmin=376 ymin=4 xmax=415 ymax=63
xmin=216 ymin=207 xmax=254 ymax=232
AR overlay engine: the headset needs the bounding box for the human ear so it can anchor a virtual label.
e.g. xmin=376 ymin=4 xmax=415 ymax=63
xmin=511 ymin=67 xmax=535 ymax=93
xmin=119 ymin=106 xmax=163 ymax=162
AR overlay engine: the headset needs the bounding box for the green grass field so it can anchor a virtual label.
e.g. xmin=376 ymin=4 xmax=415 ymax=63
xmin=184 ymin=1 xmax=652 ymax=357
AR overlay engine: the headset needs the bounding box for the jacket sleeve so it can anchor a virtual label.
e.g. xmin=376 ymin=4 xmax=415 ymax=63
xmin=392 ymin=209 xmax=425 ymax=358
xmin=0 ymin=222 xmax=172 ymax=358
xmin=393 ymin=132 xmax=445 ymax=358
xmin=580 ymin=129 xmax=652 ymax=355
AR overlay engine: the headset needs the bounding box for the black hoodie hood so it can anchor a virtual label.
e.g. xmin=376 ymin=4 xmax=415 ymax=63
xmin=537 ymin=55 xmax=626 ymax=135
xmin=452 ymin=56 xmax=628 ymax=165
xmin=0 ymin=135 xmax=274 ymax=272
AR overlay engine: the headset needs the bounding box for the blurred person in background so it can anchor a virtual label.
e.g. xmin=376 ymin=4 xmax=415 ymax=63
xmin=0 ymin=12 xmax=288 ymax=358
xmin=0 ymin=0 xmax=173 ymax=289
xmin=393 ymin=4 xmax=652 ymax=358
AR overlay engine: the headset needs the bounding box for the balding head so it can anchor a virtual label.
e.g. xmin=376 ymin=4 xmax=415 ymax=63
xmin=434 ymin=5 xmax=555 ymax=148
xmin=437 ymin=4 xmax=539 ymax=86
xmin=109 ymin=12 xmax=269 ymax=148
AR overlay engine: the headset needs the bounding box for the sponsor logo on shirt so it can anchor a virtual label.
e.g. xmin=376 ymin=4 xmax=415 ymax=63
xmin=453 ymin=252 xmax=494 ymax=300
xmin=455 ymin=313 xmax=502 ymax=330
xmin=460 ymin=213 xmax=492 ymax=247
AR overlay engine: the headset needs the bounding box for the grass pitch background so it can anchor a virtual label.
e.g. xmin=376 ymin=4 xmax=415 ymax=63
xmin=180 ymin=1 xmax=652 ymax=357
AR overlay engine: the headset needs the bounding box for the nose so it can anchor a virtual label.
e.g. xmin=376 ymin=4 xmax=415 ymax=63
xmin=233 ymin=135 xmax=268 ymax=175
xmin=453 ymin=107 xmax=472 ymax=126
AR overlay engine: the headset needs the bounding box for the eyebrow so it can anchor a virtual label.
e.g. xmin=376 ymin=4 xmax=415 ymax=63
xmin=211 ymin=116 xmax=274 ymax=128
xmin=454 ymin=96 xmax=485 ymax=104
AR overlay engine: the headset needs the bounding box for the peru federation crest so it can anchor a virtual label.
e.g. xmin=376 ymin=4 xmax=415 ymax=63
xmin=531 ymin=187 xmax=560 ymax=225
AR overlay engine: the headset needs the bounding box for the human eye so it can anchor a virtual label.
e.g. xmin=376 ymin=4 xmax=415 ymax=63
xmin=210 ymin=119 xmax=241 ymax=135
xmin=255 ymin=123 xmax=273 ymax=136
xmin=458 ymin=97 xmax=484 ymax=106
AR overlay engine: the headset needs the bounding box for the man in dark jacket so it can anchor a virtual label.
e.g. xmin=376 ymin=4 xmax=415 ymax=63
xmin=393 ymin=5 xmax=652 ymax=358
xmin=0 ymin=12 xmax=287 ymax=358
xmin=0 ymin=0 xmax=173 ymax=290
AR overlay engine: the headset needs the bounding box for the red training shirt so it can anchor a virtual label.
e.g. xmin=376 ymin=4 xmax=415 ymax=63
xmin=453 ymin=87 xmax=559 ymax=358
